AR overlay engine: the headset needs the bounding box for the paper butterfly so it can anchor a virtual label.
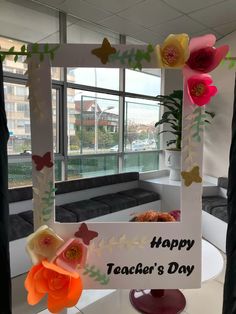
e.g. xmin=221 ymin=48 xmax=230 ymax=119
xmin=91 ymin=38 xmax=116 ymax=64
xmin=181 ymin=165 xmax=202 ymax=187
xmin=32 ymin=152 xmax=54 ymax=171
xmin=74 ymin=223 xmax=98 ymax=245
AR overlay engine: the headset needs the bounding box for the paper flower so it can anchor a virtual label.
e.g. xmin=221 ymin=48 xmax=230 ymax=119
xmin=186 ymin=34 xmax=229 ymax=73
xmin=25 ymin=260 xmax=83 ymax=313
xmin=187 ymin=74 xmax=217 ymax=107
xmin=132 ymin=210 xmax=175 ymax=222
xmin=55 ymin=238 xmax=87 ymax=273
xmin=156 ymin=34 xmax=189 ymax=68
xmin=169 ymin=210 xmax=181 ymax=221
xmin=26 ymin=225 xmax=64 ymax=265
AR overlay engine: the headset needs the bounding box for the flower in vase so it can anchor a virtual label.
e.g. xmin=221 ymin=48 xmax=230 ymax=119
xmin=187 ymin=74 xmax=217 ymax=106
xmin=186 ymin=34 xmax=229 ymax=73
xmin=25 ymin=260 xmax=83 ymax=313
xmin=132 ymin=210 xmax=176 ymax=222
xmin=26 ymin=225 xmax=64 ymax=265
xmin=156 ymin=33 xmax=189 ymax=68
xmin=54 ymin=238 xmax=87 ymax=273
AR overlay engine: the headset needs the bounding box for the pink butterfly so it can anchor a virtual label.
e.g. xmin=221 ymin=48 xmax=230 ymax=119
xmin=32 ymin=152 xmax=54 ymax=171
xmin=74 ymin=223 xmax=98 ymax=245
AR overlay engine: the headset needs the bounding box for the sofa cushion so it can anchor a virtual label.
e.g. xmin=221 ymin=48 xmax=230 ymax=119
xmin=61 ymin=200 xmax=111 ymax=221
xmin=55 ymin=206 xmax=78 ymax=223
xmin=8 ymin=186 xmax=32 ymax=203
xmin=92 ymin=193 xmax=137 ymax=212
xmin=202 ymin=196 xmax=227 ymax=214
xmin=218 ymin=177 xmax=228 ymax=189
xmin=19 ymin=210 xmax=33 ymax=225
xmin=211 ymin=206 xmax=228 ymax=223
xmin=56 ymin=172 xmax=139 ymax=194
xmin=118 ymin=188 xmax=160 ymax=205
xmin=9 ymin=214 xmax=33 ymax=241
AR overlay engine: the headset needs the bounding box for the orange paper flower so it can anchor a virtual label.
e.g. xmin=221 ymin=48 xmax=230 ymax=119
xmin=133 ymin=210 xmax=176 ymax=222
xmin=25 ymin=260 xmax=83 ymax=313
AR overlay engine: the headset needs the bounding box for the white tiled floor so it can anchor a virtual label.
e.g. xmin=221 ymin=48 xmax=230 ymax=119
xmin=14 ymin=251 xmax=227 ymax=314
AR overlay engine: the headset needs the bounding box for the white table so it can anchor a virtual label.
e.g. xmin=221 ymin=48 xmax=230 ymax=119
xmin=202 ymin=238 xmax=224 ymax=282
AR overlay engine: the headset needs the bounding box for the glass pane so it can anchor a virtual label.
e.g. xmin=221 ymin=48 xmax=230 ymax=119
xmin=124 ymin=151 xmax=159 ymax=172
xmin=67 ymin=68 xmax=119 ymax=90
xmin=0 ymin=0 xmax=59 ymax=43
xmin=67 ymin=89 xmax=119 ymax=155
xmin=8 ymin=161 xmax=32 ymax=187
xmin=68 ymin=155 xmax=118 ymax=180
xmin=1 ymin=36 xmax=61 ymax=80
xmin=124 ymin=97 xmax=160 ymax=152
xmin=8 ymin=158 xmax=62 ymax=188
xmin=5 ymin=83 xmax=59 ymax=154
xmin=67 ymin=16 xmax=119 ymax=44
xmin=125 ymin=69 xmax=161 ymax=96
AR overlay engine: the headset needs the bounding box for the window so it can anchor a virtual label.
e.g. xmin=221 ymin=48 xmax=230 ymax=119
xmin=67 ymin=89 xmax=119 ymax=155
xmin=124 ymin=98 xmax=160 ymax=152
xmin=2 ymin=2 xmax=162 ymax=188
xmin=4 ymin=82 xmax=59 ymax=156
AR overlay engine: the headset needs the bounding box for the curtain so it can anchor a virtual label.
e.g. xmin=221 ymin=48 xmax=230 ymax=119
xmin=0 ymin=61 xmax=11 ymax=313
xmin=223 ymin=75 xmax=236 ymax=314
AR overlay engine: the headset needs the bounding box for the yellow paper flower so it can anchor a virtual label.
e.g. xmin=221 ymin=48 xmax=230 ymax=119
xmin=156 ymin=34 xmax=189 ymax=68
xmin=26 ymin=225 xmax=64 ymax=264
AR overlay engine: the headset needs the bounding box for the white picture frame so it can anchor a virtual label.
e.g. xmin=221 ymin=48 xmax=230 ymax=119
xmin=27 ymin=41 xmax=203 ymax=289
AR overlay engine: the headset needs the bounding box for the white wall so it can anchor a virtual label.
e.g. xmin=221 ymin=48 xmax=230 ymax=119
xmin=160 ymin=69 xmax=182 ymax=168
xmin=204 ymin=32 xmax=236 ymax=177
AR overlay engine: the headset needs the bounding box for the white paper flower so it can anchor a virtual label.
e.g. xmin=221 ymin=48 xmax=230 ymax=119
xmin=26 ymin=225 xmax=64 ymax=264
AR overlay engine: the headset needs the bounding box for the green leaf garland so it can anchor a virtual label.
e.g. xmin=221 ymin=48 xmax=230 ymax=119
xmin=41 ymin=181 xmax=57 ymax=223
xmin=108 ymin=44 xmax=154 ymax=70
xmin=0 ymin=44 xmax=59 ymax=62
xmin=191 ymin=107 xmax=206 ymax=142
xmin=83 ymin=264 xmax=110 ymax=285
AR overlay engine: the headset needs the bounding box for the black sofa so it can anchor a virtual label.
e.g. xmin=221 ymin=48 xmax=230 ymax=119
xmin=202 ymin=177 xmax=228 ymax=223
xmin=9 ymin=172 xmax=160 ymax=241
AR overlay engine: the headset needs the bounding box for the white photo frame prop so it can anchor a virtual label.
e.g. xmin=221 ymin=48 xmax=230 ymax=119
xmin=27 ymin=40 xmax=203 ymax=290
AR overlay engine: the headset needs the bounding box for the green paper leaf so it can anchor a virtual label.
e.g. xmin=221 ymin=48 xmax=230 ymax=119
xmin=21 ymin=45 xmax=26 ymax=52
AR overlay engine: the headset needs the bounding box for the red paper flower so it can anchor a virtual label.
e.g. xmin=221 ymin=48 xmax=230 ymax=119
xmin=187 ymin=74 xmax=217 ymax=107
xmin=25 ymin=260 xmax=83 ymax=313
xmin=186 ymin=34 xmax=229 ymax=73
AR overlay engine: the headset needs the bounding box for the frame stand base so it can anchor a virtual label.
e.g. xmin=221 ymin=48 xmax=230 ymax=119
xmin=129 ymin=289 xmax=186 ymax=314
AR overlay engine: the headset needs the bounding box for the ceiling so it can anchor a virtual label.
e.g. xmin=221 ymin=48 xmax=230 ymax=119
xmin=34 ymin=0 xmax=236 ymax=43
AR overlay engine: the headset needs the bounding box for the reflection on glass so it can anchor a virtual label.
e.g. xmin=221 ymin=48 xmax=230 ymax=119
xmin=124 ymin=151 xmax=159 ymax=172
xmin=67 ymin=89 xmax=119 ymax=155
xmin=1 ymin=37 xmax=61 ymax=80
xmin=67 ymin=68 xmax=119 ymax=90
xmin=67 ymin=155 xmax=118 ymax=180
xmin=8 ymin=159 xmax=62 ymax=188
xmin=124 ymin=98 xmax=160 ymax=152
xmin=5 ymin=83 xmax=58 ymax=155
xmin=125 ymin=69 xmax=161 ymax=97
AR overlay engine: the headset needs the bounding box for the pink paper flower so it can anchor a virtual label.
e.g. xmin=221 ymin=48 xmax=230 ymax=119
xmin=55 ymin=238 xmax=87 ymax=273
xmin=187 ymin=75 xmax=217 ymax=106
xmin=186 ymin=34 xmax=229 ymax=73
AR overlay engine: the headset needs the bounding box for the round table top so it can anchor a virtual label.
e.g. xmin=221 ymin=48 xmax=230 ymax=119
xmin=202 ymin=238 xmax=224 ymax=282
